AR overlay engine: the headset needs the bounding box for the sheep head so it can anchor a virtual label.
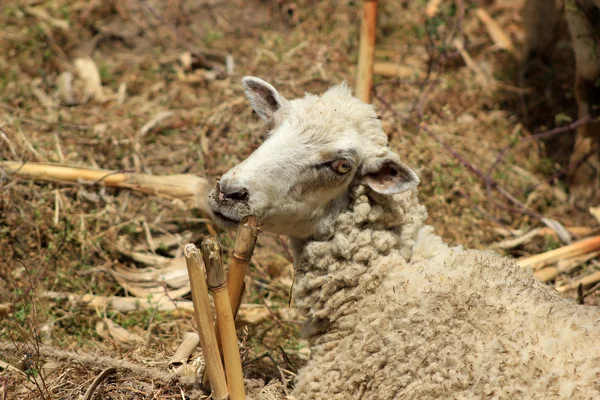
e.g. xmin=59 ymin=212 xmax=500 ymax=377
xmin=209 ymin=77 xmax=419 ymax=240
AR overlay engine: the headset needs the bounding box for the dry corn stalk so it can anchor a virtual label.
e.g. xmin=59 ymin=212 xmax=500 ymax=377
xmin=355 ymin=0 xmax=378 ymax=103
xmin=202 ymin=237 xmax=246 ymax=400
xmin=228 ymin=215 xmax=260 ymax=317
xmin=532 ymin=267 xmax=558 ymax=283
xmin=557 ymin=271 xmax=600 ymax=293
xmin=169 ymin=332 xmax=201 ymax=370
xmin=184 ymin=244 xmax=228 ymax=400
xmin=95 ymin=318 xmax=145 ymax=346
xmin=202 ymin=215 xmax=260 ymax=388
xmin=475 ymin=8 xmax=515 ymax=53
xmin=1 ymin=161 xmax=213 ymax=215
xmin=109 ymin=256 xmax=190 ymax=299
xmin=517 ymin=236 xmax=600 ymax=270
xmin=373 ymin=62 xmax=425 ymax=80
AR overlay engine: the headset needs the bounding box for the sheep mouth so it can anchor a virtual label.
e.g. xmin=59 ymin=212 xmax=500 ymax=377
xmin=212 ymin=211 xmax=241 ymax=228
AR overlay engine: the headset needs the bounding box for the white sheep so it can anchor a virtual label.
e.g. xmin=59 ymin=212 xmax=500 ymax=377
xmin=209 ymin=77 xmax=600 ymax=399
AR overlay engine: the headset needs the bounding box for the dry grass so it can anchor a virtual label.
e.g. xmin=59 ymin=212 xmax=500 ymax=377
xmin=1 ymin=0 xmax=599 ymax=398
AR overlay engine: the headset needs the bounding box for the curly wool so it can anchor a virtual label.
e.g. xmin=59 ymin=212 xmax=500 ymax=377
xmin=292 ymin=186 xmax=600 ymax=399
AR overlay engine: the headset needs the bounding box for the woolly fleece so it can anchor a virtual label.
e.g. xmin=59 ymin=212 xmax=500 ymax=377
xmin=292 ymin=186 xmax=600 ymax=399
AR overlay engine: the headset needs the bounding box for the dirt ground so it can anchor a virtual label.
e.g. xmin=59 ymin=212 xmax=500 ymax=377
xmin=1 ymin=0 xmax=599 ymax=399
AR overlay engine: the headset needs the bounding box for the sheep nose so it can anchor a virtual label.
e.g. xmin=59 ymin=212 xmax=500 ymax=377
xmin=219 ymin=179 xmax=249 ymax=202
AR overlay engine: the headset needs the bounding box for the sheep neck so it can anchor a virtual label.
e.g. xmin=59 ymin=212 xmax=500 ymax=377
xmin=290 ymin=185 xmax=426 ymax=340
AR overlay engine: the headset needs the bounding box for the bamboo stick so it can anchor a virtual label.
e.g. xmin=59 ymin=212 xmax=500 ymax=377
xmin=355 ymin=0 xmax=378 ymax=103
xmin=201 ymin=215 xmax=260 ymax=388
xmin=228 ymin=215 xmax=260 ymax=317
xmin=183 ymin=243 xmax=228 ymax=400
xmin=202 ymin=237 xmax=245 ymax=400
xmin=517 ymin=236 xmax=600 ymax=270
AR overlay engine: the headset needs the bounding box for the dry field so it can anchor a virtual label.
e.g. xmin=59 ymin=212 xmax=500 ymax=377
xmin=1 ymin=0 xmax=599 ymax=398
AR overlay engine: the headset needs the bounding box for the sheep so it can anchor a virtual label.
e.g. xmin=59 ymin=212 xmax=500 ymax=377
xmin=524 ymin=0 xmax=600 ymax=209
xmin=209 ymin=77 xmax=600 ymax=399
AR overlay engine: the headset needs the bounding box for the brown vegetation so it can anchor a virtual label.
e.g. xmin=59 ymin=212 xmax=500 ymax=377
xmin=1 ymin=0 xmax=599 ymax=398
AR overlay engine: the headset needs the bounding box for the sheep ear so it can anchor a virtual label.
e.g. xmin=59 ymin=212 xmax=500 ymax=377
xmin=242 ymin=76 xmax=287 ymax=123
xmin=361 ymin=155 xmax=420 ymax=195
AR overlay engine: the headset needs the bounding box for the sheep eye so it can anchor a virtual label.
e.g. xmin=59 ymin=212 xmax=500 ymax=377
xmin=330 ymin=159 xmax=352 ymax=174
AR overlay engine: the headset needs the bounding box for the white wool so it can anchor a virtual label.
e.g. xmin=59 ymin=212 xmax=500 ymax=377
xmin=292 ymin=186 xmax=600 ymax=399
xmin=221 ymin=77 xmax=600 ymax=398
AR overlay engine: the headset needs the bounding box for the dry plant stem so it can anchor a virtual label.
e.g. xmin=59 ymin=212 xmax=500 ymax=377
xmin=426 ymin=0 xmax=441 ymax=17
xmin=202 ymin=237 xmax=246 ymax=400
xmin=0 ymin=360 xmax=26 ymax=376
xmin=203 ymin=216 xmax=259 ymax=388
xmin=1 ymin=162 xmax=213 ymax=215
xmin=534 ymin=251 xmax=600 ymax=283
xmin=169 ymin=332 xmax=201 ymax=370
xmin=183 ymin=243 xmax=228 ymax=400
xmin=43 ymin=291 xmax=268 ymax=321
xmin=557 ymin=251 xmax=600 ymax=272
xmin=228 ymin=215 xmax=260 ymax=317
xmin=355 ymin=0 xmax=377 ymax=103
xmin=518 ymin=236 xmax=600 ymax=270
xmin=532 ymin=267 xmax=558 ymax=283
xmin=475 ymin=8 xmax=515 ymax=52
xmin=373 ymin=62 xmax=426 ymax=79
xmin=82 ymin=367 xmax=116 ymax=400
xmin=491 ymin=226 xmax=595 ymax=250
xmin=558 ymin=271 xmax=600 ymax=293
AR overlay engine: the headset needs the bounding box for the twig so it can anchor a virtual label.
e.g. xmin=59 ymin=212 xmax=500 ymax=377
xmin=81 ymin=367 xmax=116 ymax=400
xmin=400 ymin=119 xmax=570 ymax=241
xmin=582 ymin=282 xmax=600 ymax=302
xmin=408 ymin=120 xmax=541 ymax=219
xmin=491 ymin=226 xmax=594 ymax=250
xmin=488 ymin=116 xmax=591 ymax=178
xmin=452 ymin=38 xmax=488 ymax=85
xmin=0 ymin=128 xmax=19 ymax=159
